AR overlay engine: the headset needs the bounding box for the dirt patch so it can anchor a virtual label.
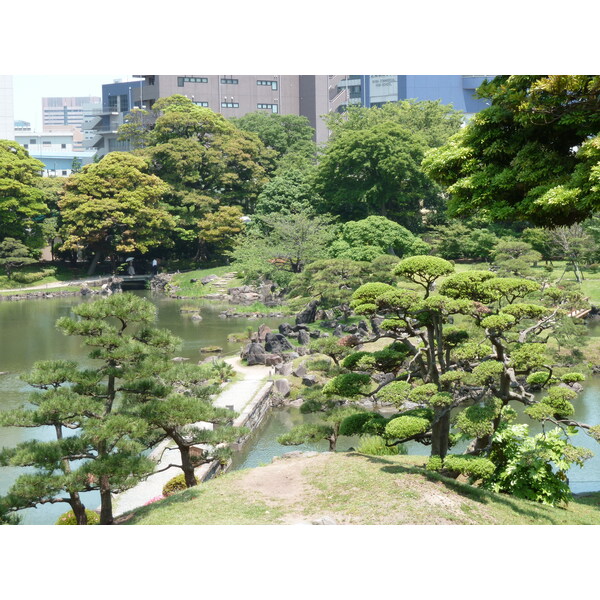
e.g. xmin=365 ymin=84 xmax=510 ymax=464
xmin=236 ymin=453 xmax=334 ymax=523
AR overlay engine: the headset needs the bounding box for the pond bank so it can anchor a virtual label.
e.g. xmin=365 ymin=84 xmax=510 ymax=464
xmin=113 ymin=357 xmax=277 ymax=517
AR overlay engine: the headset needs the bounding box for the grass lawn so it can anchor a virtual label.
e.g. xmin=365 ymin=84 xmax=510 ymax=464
xmin=167 ymin=266 xmax=243 ymax=298
xmin=122 ymin=452 xmax=600 ymax=525
xmin=0 ymin=263 xmax=89 ymax=290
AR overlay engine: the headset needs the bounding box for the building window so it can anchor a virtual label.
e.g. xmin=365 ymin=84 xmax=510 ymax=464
xmin=257 ymin=103 xmax=278 ymax=113
xmin=221 ymin=102 xmax=239 ymax=108
xmin=257 ymin=80 xmax=278 ymax=90
xmin=221 ymin=78 xmax=238 ymax=85
xmin=194 ymin=101 xmax=209 ymax=107
xmin=178 ymin=76 xmax=208 ymax=86
xmin=23 ymin=144 xmax=28 ymax=149
xmin=61 ymin=144 xmax=66 ymax=149
xmin=43 ymin=141 xmax=51 ymax=145
xmin=62 ymin=170 xmax=68 ymax=176
xmin=29 ymin=139 xmax=36 ymax=144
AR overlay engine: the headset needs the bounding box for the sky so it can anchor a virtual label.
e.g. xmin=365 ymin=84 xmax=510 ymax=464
xmin=12 ymin=74 xmax=142 ymax=130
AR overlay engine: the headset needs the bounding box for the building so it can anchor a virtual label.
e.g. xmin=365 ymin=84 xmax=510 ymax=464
xmin=14 ymin=119 xmax=32 ymax=132
xmin=42 ymin=96 xmax=101 ymax=150
xmin=0 ymin=75 xmax=15 ymax=140
xmin=134 ymin=75 xmax=347 ymax=144
xmin=337 ymin=75 xmax=495 ymax=119
xmin=15 ymin=131 xmax=95 ymax=176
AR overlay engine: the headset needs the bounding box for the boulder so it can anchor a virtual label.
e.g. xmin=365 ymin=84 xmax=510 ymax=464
xmin=264 ymin=333 xmax=294 ymax=354
xmin=309 ymin=329 xmax=321 ymax=339
xmin=297 ymin=329 xmax=311 ymax=345
xmin=302 ymin=374 xmax=318 ymax=386
xmin=201 ymin=275 xmax=219 ymax=284
xmin=242 ymin=342 xmax=268 ymax=366
xmin=264 ymin=354 xmax=283 ymax=366
xmin=293 ymin=364 xmax=307 ymax=378
xmin=258 ymin=324 xmax=272 ymax=342
xmin=279 ymin=323 xmax=294 ymax=336
xmin=295 ymin=300 xmax=319 ymax=325
xmin=273 ymin=378 xmax=291 ymax=397
xmin=274 ymin=362 xmax=293 ymax=376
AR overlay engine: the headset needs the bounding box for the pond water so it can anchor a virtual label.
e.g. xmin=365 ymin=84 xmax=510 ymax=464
xmin=2 ymin=291 xmax=600 ymax=524
xmin=0 ymin=291 xmax=286 ymax=524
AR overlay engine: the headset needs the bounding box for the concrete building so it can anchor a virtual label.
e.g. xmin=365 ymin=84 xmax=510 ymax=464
xmin=42 ymin=96 xmax=101 ymax=150
xmin=0 ymin=75 xmax=15 ymax=140
xmin=337 ymin=75 xmax=495 ymax=120
xmin=15 ymin=131 xmax=95 ymax=176
xmin=134 ymin=75 xmax=347 ymax=144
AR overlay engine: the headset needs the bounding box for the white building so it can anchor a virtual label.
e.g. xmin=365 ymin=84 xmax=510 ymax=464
xmin=15 ymin=131 xmax=95 ymax=176
xmin=0 ymin=75 xmax=15 ymax=140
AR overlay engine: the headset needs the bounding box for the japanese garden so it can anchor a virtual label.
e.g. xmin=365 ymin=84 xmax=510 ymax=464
xmin=2 ymin=75 xmax=600 ymax=525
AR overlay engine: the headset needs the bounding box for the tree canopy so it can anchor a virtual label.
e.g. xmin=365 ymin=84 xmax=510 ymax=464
xmin=422 ymin=75 xmax=600 ymax=226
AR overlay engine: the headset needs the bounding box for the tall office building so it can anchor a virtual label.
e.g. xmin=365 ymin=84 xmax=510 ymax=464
xmin=337 ymin=75 xmax=495 ymax=119
xmin=0 ymin=75 xmax=15 ymax=140
xmin=42 ymin=96 xmax=101 ymax=150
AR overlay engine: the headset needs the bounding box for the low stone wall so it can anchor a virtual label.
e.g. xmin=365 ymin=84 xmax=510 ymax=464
xmin=199 ymin=381 xmax=275 ymax=482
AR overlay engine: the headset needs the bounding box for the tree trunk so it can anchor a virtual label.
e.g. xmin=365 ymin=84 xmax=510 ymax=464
xmin=87 ymin=251 xmax=102 ymax=276
xmin=70 ymin=493 xmax=88 ymax=525
xmin=431 ymin=407 xmax=450 ymax=459
xmin=180 ymin=446 xmax=198 ymax=488
xmin=99 ymin=475 xmax=113 ymax=525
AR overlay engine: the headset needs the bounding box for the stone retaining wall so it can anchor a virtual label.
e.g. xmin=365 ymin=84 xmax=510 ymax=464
xmin=199 ymin=381 xmax=275 ymax=482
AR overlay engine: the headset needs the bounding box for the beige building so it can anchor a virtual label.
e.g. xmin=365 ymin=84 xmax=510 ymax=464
xmin=0 ymin=75 xmax=15 ymax=140
xmin=135 ymin=75 xmax=348 ymax=144
xmin=42 ymin=96 xmax=101 ymax=150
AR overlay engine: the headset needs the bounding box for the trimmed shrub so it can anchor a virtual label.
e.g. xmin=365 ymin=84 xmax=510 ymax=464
xmin=356 ymin=435 xmax=405 ymax=456
xmin=56 ymin=509 xmax=100 ymax=525
xmin=162 ymin=473 xmax=188 ymax=497
xmin=443 ymin=455 xmax=496 ymax=480
xmin=385 ymin=415 xmax=430 ymax=440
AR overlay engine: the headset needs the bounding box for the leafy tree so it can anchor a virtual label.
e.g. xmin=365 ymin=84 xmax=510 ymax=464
xmin=254 ymin=168 xmax=317 ymax=215
xmin=322 ymin=256 xmax=599 ymax=504
xmin=117 ymin=107 xmax=151 ymax=149
xmin=325 ymin=100 xmax=464 ymax=149
xmin=0 ymin=140 xmax=48 ymax=241
xmin=492 ymin=240 xmax=542 ymax=278
xmin=59 ymin=152 xmax=176 ymax=274
xmin=330 ymin=215 xmax=430 ymax=261
xmin=231 ymin=112 xmax=315 ymax=160
xmin=197 ymin=205 xmax=245 ymax=260
xmin=422 ymin=76 xmax=600 ymax=226
xmin=230 ymin=209 xmax=335 ymax=287
xmin=428 ymin=221 xmax=501 ymax=261
xmin=0 ymin=237 xmax=38 ymax=277
xmin=549 ymin=224 xmax=597 ymax=283
xmin=314 ymin=122 xmax=442 ymax=230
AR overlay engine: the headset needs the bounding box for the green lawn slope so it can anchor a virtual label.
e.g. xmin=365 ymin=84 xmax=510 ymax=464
xmin=121 ymin=452 xmax=600 ymax=525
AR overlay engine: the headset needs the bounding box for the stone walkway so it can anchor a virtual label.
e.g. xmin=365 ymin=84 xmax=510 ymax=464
xmin=112 ymin=357 xmax=272 ymax=516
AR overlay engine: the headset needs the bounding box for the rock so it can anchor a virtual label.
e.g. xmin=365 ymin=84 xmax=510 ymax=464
xmin=264 ymin=333 xmax=293 ymax=354
xmin=311 ymin=517 xmax=337 ymax=525
xmin=293 ymin=364 xmax=307 ymax=378
xmin=172 ymin=357 xmax=190 ymax=362
xmin=309 ymin=330 xmax=321 ymax=339
xmin=278 ymin=323 xmax=294 ymax=336
xmin=283 ymin=352 xmax=300 ymax=361
xmin=190 ymin=278 xmax=199 ymax=283
xmin=296 ymin=346 xmax=310 ymax=356
xmin=297 ymin=329 xmax=311 ymax=345
xmin=274 ymin=362 xmax=293 ymax=376
xmin=264 ymin=354 xmax=283 ymax=366
xmin=302 ymin=374 xmax=318 ymax=386
xmin=191 ymin=314 xmax=203 ymax=321
xmin=200 ymin=346 xmax=223 ymax=353
xmin=201 ymin=275 xmax=218 ymax=284
xmin=273 ymin=378 xmax=291 ymax=397
xmin=241 ymin=342 xmax=268 ymax=365
xmin=333 ymin=324 xmax=343 ymax=337
xmin=80 ymin=283 xmax=92 ymax=296
xmin=295 ymin=300 xmax=319 ymax=325
xmin=292 ymin=324 xmax=309 ymax=332
xmin=258 ymin=324 xmax=272 ymax=342
xmin=370 ymin=317 xmax=383 ymax=336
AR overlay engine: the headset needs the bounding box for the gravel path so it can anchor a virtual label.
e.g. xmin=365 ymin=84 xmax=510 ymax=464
xmin=112 ymin=357 xmax=272 ymax=516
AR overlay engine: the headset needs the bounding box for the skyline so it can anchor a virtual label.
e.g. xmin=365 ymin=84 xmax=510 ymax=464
xmin=12 ymin=75 xmax=140 ymax=130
